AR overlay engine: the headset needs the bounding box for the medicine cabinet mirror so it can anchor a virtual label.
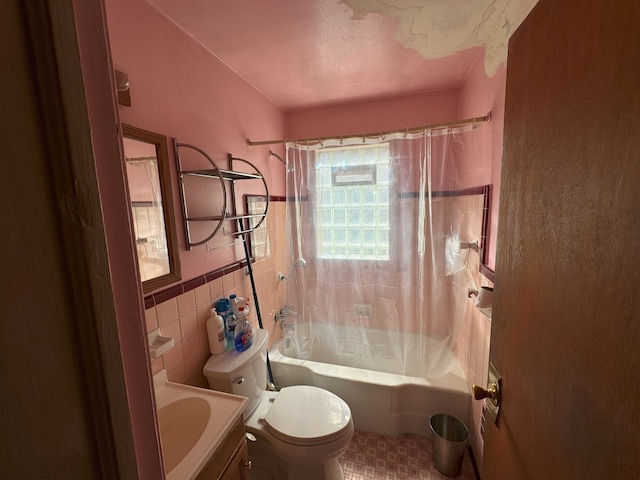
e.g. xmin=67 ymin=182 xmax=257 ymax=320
xmin=122 ymin=124 xmax=181 ymax=293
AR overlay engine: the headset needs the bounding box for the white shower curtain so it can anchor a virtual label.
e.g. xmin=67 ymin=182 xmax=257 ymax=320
xmin=284 ymin=125 xmax=485 ymax=378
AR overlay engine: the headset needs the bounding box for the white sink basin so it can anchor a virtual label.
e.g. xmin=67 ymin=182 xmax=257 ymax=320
xmin=157 ymin=397 xmax=211 ymax=473
xmin=153 ymin=370 xmax=247 ymax=480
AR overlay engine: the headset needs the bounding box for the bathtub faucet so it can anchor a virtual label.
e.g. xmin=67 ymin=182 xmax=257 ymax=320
xmin=274 ymin=307 xmax=295 ymax=330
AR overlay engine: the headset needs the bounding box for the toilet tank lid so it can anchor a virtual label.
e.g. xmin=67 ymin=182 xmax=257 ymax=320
xmin=203 ymin=329 xmax=268 ymax=379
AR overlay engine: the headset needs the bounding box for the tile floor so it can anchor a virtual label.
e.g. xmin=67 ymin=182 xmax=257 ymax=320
xmin=339 ymin=430 xmax=478 ymax=480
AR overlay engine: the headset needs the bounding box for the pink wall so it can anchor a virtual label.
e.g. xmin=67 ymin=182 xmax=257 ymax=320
xmin=105 ymin=0 xmax=286 ymax=286
xmin=286 ymin=89 xmax=459 ymax=139
xmin=72 ymin=0 xmax=163 ymax=477
xmin=285 ymin=87 xmax=493 ymax=193
xmin=459 ymin=51 xmax=507 ymax=270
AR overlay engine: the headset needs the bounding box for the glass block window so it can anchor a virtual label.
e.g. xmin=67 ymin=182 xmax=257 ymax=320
xmin=316 ymin=144 xmax=390 ymax=261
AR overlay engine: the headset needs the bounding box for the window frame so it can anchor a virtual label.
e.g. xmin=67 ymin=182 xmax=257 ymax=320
xmin=312 ymin=143 xmax=394 ymax=264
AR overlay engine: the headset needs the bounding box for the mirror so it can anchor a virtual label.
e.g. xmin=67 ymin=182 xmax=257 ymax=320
xmin=122 ymin=124 xmax=181 ymax=293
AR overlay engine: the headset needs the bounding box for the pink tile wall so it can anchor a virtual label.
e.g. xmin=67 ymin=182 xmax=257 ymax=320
xmin=455 ymin=274 xmax=493 ymax=472
xmin=147 ymin=201 xmax=289 ymax=387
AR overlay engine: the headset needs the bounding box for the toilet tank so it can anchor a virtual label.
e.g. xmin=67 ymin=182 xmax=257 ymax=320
xmin=203 ymin=329 xmax=269 ymax=416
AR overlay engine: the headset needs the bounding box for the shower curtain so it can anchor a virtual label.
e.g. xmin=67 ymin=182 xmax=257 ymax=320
xmin=284 ymin=125 xmax=485 ymax=378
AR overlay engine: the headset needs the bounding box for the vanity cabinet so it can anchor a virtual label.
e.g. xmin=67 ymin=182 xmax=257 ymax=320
xmin=196 ymin=418 xmax=251 ymax=480
xmin=219 ymin=441 xmax=250 ymax=480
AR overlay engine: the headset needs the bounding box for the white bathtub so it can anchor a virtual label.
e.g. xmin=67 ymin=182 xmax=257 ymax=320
xmin=268 ymin=330 xmax=470 ymax=437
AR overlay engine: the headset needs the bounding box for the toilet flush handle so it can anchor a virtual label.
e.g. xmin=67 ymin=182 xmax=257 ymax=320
xmin=231 ymin=376 xmax=245 ymax=385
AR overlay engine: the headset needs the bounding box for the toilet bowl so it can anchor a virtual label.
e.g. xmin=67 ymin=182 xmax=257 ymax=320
xmin=203 ymin=329 xmax=353 ymax=480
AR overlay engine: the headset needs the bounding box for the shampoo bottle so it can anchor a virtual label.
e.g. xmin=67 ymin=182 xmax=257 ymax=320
xmin=206 ymin=308 xmax=226 ymax=355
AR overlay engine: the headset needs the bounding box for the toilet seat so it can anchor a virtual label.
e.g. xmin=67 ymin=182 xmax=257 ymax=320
xmin=203 ymin=329 xmax=353 ymax=479
xmin=264 ymin=386 xmax=352 ymax=446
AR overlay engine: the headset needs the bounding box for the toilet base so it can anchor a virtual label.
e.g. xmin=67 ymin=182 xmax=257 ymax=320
xmin=247 ymin=438 xmax=285 ymax=480
xmin=247 ymin=431 xmax=346 ymax=480
xmin=286 ymin=459 xmax=344 ymax=480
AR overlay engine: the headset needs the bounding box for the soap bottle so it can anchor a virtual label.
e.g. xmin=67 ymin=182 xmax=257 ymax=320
xmin=225 ymin=313 xmax=238 ymax=350
xmin=234 ymin=307 xmax=253 ymax=352
xmin=206 ymin=308 xmax=226 ymax=355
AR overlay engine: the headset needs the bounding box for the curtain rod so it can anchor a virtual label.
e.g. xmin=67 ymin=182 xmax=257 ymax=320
xmin=246 ymin=112 xmax=491 ymax=147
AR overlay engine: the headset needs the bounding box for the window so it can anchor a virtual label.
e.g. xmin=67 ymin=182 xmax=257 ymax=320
xmin=315 ymin=144 xmax=390 ymax=261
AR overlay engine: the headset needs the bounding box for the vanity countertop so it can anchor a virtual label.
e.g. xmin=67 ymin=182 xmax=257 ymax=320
xmin=153 ymin=370 xmax=247 ymax=480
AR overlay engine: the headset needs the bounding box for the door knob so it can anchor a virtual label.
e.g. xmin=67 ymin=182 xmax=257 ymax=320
xmin=473 ymin=362 xmax=502 ymax=424
xmin=472 ymin=381 xmax=499 ymax=404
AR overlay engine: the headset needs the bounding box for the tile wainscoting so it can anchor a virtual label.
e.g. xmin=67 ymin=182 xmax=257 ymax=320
xmin=144 ymin=199 xmax=288 ymax=386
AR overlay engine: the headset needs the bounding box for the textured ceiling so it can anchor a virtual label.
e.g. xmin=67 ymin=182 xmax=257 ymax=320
xmin=146 ymin=0 xmax=538 ymax=111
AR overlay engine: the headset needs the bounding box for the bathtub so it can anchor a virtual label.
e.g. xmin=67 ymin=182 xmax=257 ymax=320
xmin=268 ymin=329 xmax=470 ymax=437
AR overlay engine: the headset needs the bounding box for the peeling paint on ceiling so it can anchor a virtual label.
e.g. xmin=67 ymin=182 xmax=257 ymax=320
xmin=145 ymin=0 xmax=538 ymax=110
xmin=342 ymin=0 xmax=539 ymax=76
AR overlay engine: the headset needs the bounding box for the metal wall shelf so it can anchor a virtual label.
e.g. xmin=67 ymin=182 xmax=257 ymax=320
xmin=174 ymin=141 xmax=269 ymax=249
xmin=181 ymin=169 xmax=263 ymax=181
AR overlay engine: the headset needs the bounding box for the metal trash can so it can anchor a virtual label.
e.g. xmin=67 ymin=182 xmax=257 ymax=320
xmin=429 ymin=413 xmax=469 ymax=477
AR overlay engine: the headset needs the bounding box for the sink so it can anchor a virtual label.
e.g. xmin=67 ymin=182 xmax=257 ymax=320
xmin=157 ymin=397 xmax=211 ymax=473
xmin=152 ymin=370 xmax=247 ymax=480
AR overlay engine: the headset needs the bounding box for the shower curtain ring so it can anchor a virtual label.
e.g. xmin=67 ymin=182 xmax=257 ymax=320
xmin=362 ymin=133 xmax=366 ymax=144
xmin=403 ymin=127 xmax=408 ymax=139
xmin=319 ymin=137 xmax=323 ymax=147
xmin=472 ymin=118 xmax=477 ymax=129
xmin=340 ymin=137 xmax=343 ymax=145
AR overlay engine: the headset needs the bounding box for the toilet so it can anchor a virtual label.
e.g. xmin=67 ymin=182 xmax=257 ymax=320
xmin=203 ymin=329 xmax=354 ymax=480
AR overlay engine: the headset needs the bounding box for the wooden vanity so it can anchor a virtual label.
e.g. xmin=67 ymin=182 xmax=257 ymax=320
xmin=195 ymin=417 xmax=250 ymax=480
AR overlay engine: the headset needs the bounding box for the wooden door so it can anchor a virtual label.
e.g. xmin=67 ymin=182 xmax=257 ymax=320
xmin=482 ymin=0 xmax=640 ymax=478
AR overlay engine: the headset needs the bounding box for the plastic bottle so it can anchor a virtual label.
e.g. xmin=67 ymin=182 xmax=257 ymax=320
xmin=230 ymin=294 xmax=245 ymax=316
xmin=225 ymin=313 xmax=238 ymax=350
xmin=234 ymin=307 xmax=253 ymax=352
xmin=242 ymin=298 xmax=250 ymax=318
xmin=215 ymin=298 xmax=231 ymax=321
xmin=228 ymin=293 xmax=237 ymax=310
xmin=206 ymin=308 xmax=226 ymax=355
